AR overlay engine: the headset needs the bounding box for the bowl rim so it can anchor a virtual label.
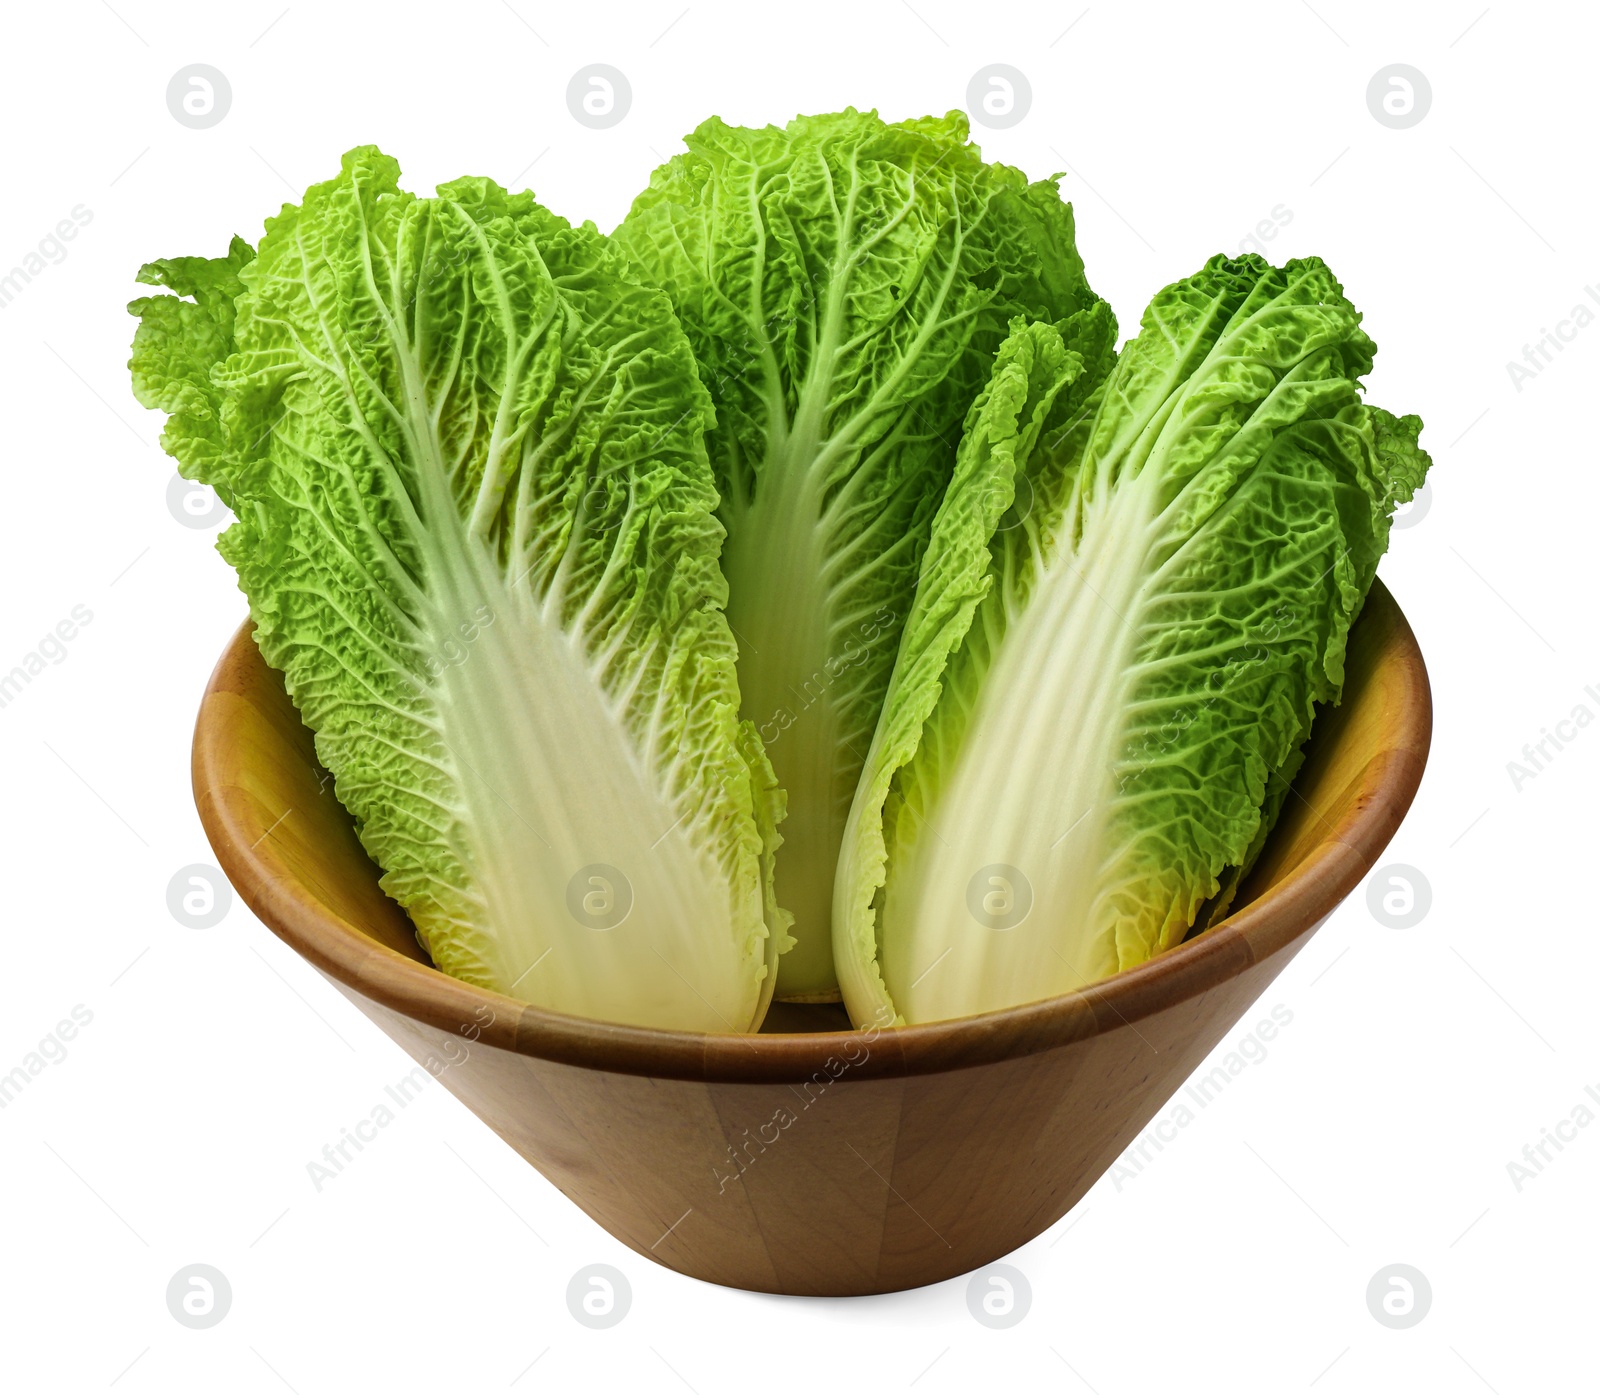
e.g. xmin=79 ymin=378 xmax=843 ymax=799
xmin=194 ymin=581 xmax=1430 ymax=1084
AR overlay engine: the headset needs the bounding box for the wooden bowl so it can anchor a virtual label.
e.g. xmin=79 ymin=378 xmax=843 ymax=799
xmin=192 ymin=581 xmax=1429 ymax=1296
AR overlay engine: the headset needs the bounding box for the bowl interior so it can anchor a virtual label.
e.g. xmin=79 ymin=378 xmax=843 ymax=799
xmin=193 ymin=581 xmax=1429 ymax=1080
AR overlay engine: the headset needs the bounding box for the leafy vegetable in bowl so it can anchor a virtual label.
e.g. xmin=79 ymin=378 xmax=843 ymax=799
xmin=129 ymin=116 xmax=1431 ymax=1035
xmin=130 ymin=148 xmax=786 ymax=1032
xmin=833 ymin=257 xmax=1430 ymax=1027
xmin=615 ymin=110 xmax=1111 ymax=1000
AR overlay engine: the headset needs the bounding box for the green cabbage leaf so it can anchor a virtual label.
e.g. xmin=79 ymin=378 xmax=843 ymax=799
xmin=615 ymin=109 xmax=1110 ymax=998
xmin=835 ymin=255 xmax=1431 ymax=1027
xmin=130 ymin=147 xmax=788 ymax=1033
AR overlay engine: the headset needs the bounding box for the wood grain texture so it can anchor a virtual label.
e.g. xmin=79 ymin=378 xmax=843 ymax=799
xmin=192 ymin=580 xmax=1431 ymax=1295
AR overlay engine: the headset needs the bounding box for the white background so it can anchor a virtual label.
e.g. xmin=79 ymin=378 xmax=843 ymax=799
xmin=0 ymin=0 xmax=1593 ymax=1389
